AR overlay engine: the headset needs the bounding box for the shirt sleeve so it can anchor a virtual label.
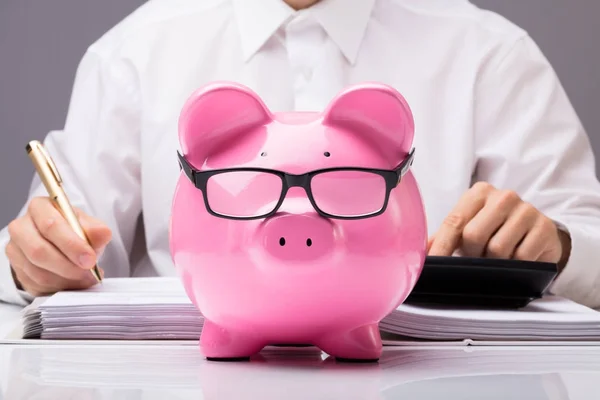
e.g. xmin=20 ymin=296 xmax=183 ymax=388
xmin=0 ymin=45 xmax=142 ymax=305
xmin=473 ymin=34 xmax=600 ymax=310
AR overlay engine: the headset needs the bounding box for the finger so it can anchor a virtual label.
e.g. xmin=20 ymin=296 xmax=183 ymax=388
xmin=27 ymin=262 xmax=97 ymax=294
xmin=427 ymin=235 xmax=435 ymax=253
xmin=28 ymin=198 xmax=97 ymax=269
xmin=485 ymin=203 xmax=539 ymax=259
xmin=429 ymin=182 xmax=492 ymax=256
xmin=8 ymin=239 xmax=66 ymax=294
xmin=19 ymin=259 xmax=65 ymax=296
xmin=24 ymin=256 xmax=98 ymax=294
xmin=77 ymin=212 xmax=112 ymax=253
xmin=6 ymin=243 xmax=57 ymax=296
xmin=5 ymin=241 xmax=30 ymax=290
xmin=460 ymin=205 xmax=507 ymax=257
xmin=5 ymin=240 xmax=24 ymax=269
xmin=13 ymin=269 xmax=45 ymax=297
xmin=9 ymin=238 xmax=98 ymax=296
xmin=460 ymin=190 xmax=521 ymax=257
xmin=68 ymin=270 xmax=101 ymax=290
xmin=10 ymin=214 xmax=92 ymax=281
xmin=513 ymin=218 xmax=558 ymax=262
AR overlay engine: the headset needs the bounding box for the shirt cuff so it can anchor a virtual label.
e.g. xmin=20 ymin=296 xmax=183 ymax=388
xmin=549 ymin=217 xmax=600 ymax=310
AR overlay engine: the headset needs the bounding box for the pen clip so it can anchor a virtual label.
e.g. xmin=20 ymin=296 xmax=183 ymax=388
xmin=38 ymin=143 xmax=63 ymax=184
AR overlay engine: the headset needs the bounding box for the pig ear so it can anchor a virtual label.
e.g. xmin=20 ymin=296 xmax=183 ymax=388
xmin=178 ymin=82 xmax=273 ymax=165
xmin=322 ymin=83 xmax=415 ymax=165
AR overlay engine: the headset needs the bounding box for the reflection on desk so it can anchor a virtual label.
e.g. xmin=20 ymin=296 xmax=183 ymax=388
xmin=1 ymin=344 xmax=599 ymax=400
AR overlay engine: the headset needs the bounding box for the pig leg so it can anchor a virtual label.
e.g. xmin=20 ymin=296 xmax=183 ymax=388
xmin=200 ymin=320 xmax=265 ymax=361
xmin=315 ymin=323 xmax=382 ymax=362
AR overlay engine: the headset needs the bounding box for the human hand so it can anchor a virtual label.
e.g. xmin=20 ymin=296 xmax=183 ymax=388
xmin=428 ymin=182 xmax=571 ymax=267
xmin=5 ymin=197 xmax=112 ymax=296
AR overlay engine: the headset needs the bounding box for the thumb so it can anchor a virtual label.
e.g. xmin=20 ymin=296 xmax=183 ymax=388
xmin=76 ymin=209 xmax=112 ymax=253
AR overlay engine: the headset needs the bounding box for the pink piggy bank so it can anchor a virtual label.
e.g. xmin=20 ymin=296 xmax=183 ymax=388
xmin=169 ymin=81 xmax=427 ymax=362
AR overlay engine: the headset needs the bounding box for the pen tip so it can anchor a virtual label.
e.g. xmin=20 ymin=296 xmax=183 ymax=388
xmin=91 ymin=267 xmax=103 ymax=283
xmin=25 ymin=143 xmax=32 ymax=153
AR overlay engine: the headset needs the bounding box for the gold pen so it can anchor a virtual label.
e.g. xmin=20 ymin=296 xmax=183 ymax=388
xmin=25 ymin=140 xmax=102 ymax=283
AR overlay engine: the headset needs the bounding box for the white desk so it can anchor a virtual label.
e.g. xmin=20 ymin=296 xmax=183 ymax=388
xmin=0 ymin=303 xmax=20 ymax=337
xmin=1 ymin=303 xmax=600 ymax=400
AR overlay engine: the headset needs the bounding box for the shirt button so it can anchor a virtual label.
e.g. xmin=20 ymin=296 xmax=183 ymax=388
xmin=301 ymin=67 xmax=313 ymax=81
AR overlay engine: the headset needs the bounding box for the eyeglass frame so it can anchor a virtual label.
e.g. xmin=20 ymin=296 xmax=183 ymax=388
xmin=176 ymin=148 xmax=415 ymax=221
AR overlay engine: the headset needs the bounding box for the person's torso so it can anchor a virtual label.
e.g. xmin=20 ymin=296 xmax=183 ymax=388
xmin=94 ymin=0 xmax=526 ymax=276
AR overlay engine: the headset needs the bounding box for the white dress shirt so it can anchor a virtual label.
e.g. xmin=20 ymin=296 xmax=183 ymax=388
xmin=1 ymin=0 xmax=600 ymax=309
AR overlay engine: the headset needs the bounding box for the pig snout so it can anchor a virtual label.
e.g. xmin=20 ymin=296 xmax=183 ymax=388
xmin=260 ymin=214 xmax=335 ymax=262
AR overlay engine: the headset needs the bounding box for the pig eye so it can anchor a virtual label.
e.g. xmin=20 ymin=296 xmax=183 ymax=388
xmin=324 ymin=152 xmax=330 ymax=157
xmin=261 ymin=152 xmax=267 ymax=157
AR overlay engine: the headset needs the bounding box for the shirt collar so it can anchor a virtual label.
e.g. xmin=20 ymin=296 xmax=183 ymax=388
xmin=232 ymin=0 xmax=376 ymax=65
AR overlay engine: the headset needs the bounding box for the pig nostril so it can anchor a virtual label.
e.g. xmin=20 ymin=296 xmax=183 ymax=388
xmin=306 ymin=238 xmax=312 ymax=247
xmin=279 ymin=237 xmax=286 ymax=246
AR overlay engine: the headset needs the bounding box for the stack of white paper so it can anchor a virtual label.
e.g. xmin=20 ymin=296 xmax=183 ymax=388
xmin=381 ymin=296 xmax=600 ymax=342
xmin=22 ymin=278 xmax=203 ymax=340
xmin=18 ymin=277 xmax=600 ymax=343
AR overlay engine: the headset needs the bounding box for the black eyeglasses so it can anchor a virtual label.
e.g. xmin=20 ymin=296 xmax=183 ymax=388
xmin=177 ymin=148 xmax=415 ymax=220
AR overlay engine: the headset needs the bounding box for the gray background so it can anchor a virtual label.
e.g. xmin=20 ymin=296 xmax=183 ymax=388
xmin=0 ymin=0 xmax=598 ymax=228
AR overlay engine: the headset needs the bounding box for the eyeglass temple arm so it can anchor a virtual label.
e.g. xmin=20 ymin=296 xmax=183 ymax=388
xmin=395 ymin=148 xmax=416 ymax=181
xmin=177 ymin=151 xmax=197 ymax=186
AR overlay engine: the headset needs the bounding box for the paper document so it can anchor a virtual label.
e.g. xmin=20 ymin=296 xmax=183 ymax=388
xmin=20 ymin=278 xmax=202 ymax=341
xmin=4 ymin=277 xmax=600 ymax=345
xmin=383 ymin=296 xmax=600 ymax=342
